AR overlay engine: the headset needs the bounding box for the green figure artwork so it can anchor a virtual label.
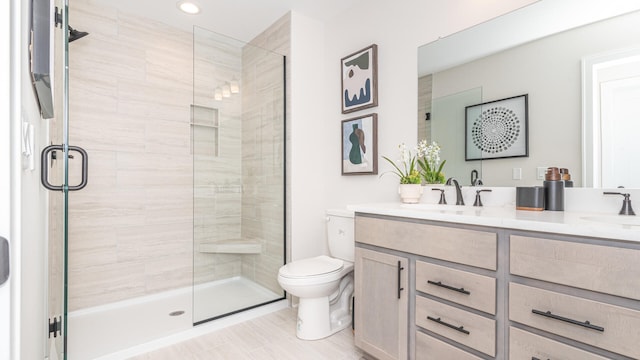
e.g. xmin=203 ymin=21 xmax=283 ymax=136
xmin=349 ymin=124 xmax=366 ymax=164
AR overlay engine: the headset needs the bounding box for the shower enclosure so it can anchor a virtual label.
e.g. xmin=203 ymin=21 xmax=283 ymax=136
xmin=191 ymin=27 xmax=286 ymax=323
xmin=43 ymin=1 xmax=287 ymax=358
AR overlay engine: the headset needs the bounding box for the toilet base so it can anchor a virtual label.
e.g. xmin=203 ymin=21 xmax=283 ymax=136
xmin=295 ymin=275 xmax=353 ymax=340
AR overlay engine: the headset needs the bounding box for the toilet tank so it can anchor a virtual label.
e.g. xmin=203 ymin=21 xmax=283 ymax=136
xmin=326 ymin=209 xmax=355 ymax=262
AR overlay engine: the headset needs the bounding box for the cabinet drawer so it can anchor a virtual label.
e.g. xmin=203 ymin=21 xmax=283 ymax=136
xmin=416 ymin=296 xmax=496 ymax=357
xmin=510 ymin=235 xmax=640 ymax=300
xmin=509 ymin=327 xmax=608 ymax=360
xmin=509 ymin=283 xmax=640 ymax=359
xmin=416 ymin=261 xmax=496 ymax=315
xmin=415 ymin=331 xmax=482 ymax=360
xmin=356 ymin=216 xmax=497 ymax=270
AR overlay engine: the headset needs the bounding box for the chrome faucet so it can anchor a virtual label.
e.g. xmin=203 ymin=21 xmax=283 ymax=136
xmin=446 ymin=177 xmax=465 ymax=205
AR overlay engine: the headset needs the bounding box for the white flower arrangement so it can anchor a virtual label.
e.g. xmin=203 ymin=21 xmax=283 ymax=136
xmin=416 ymin=140 xmax=446 ymax=184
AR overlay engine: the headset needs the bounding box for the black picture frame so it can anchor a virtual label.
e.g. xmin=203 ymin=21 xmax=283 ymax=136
xmin=465 ymin=94 xmax=528 ymax=161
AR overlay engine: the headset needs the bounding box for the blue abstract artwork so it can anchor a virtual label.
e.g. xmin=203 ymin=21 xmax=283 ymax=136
xmin=341 ymin=45 xmax=378 ymax=113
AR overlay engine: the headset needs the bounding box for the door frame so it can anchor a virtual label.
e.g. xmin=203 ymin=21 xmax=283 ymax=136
xmin=1 ymin=0 xmax=12 ymax=358
xmin=581 ymin=47 xmax=640 ymax=188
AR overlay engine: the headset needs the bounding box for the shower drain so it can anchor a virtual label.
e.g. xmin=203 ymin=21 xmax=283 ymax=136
xmin=169 ymin=310 xmax=185 ymax=317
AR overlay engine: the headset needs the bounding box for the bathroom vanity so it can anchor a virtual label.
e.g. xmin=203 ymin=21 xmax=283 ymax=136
xmin=351 ymin=203 xmax=640 ymax=360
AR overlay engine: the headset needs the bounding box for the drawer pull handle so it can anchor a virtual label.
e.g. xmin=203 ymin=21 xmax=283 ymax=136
xmin=531 ymin=357 xmax=550 ymax=360
xmin=397 ymin=261 xmax=404 ymax=299
xmin=531 ymin=309 xmax=604 ymax=332
xmin=426 ymin=316 xmax=470 ymax=335
xmin=427 ymin=280 xmax=471 ymax=295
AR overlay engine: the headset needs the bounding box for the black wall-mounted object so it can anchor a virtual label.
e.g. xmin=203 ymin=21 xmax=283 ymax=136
xmin=0 ymin=237 xmax=9 ymax=287
xmin=425 ymin=112 xmax=431 ymax=121
xmin=49 ymin=316 xmax=62 ymax=338
xmin=30 ymin=0 xmax=55 ymax=119
xmin=68 ymin=26 xmax=89 ymax=42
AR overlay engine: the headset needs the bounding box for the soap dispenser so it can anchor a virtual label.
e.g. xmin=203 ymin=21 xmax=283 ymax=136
xmin=543 ymin=167 xmax=564 ymax=211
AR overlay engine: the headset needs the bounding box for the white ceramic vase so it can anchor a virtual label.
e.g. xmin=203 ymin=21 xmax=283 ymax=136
xmin=398 ymin=184 xmax=423 ymax=204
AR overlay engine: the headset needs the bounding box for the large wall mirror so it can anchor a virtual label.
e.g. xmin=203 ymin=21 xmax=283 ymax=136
xmin=418 ymin=2 xmax=640 ymax=188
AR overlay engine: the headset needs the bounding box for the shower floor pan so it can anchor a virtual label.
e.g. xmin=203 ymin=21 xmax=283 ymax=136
xmin=67 ymin=276 xmax=282 ymax=359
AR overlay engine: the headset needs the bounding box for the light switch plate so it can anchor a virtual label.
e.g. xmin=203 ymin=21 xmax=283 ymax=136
xmin=512 ymin=168 xmax=522 ymax=180
xmin=537 ymin=167 xmax=547 ymax=180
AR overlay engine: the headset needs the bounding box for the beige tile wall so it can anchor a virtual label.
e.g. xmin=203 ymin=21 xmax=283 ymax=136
xmin=68 ymin=0 xmax=194 ymax=310
xmin=68 ymin=1 xmax=288 ymax=310
xmin=192 ymin=27 xmax=244 ymax=285
xmin=240 ymin=15 xmax=289 ymax=295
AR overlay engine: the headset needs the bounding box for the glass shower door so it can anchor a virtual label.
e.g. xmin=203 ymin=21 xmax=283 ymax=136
xmin=44 ymin=1 xmax=87 ymax=358
xmin=192 ymin=26 xmax=286 ymax=323
xmin=44 ymin=1 xmax=68 ymax=358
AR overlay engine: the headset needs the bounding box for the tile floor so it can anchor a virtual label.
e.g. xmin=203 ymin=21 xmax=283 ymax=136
xmin=129 ymin=307 xmax=365 ymax=359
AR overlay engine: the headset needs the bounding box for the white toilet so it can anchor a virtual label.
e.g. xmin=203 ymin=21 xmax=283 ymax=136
xmin=277 ymin=209 xmax=355 ymax=340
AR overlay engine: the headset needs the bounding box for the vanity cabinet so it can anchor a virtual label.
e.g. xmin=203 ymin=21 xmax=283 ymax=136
xmin=354 ymin=212 xmax=640 ymax=360
xmin=355 ymin=215 xmax=498 ymax=360
xmin=509 ymin=234 xmax=640 ymax=359
xmin=411 ymin=225 xmax=498 ymax=359
xmin=354 ymin=247 xmax=408 ymax=360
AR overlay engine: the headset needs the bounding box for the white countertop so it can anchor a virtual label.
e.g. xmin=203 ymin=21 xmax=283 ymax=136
xmin=348 ymin=203 xmax=640 ymax=243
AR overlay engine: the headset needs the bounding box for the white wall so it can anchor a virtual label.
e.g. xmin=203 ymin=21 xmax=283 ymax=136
xmin=289 ymin=13 xmax=329 ymax=260
xmin=9 ymin=0 xmax=49 ymax=359
xmin=1 ymin=0 xmax=11 ymax=358
xmin=288 ymin=0 xmax=537 ymax=259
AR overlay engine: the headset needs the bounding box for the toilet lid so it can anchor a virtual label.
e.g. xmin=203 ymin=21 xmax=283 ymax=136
xmin=280 ymin=255 xmax=343 ymax=278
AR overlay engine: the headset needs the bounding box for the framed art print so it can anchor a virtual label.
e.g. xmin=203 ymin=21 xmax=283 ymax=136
xmin=341 ymin=44 xmax=378 ymax=114
xmin=465 ymin=94 xmax=528 ymax=161
xmin=341 ymin=113 xmax=378 ymax=175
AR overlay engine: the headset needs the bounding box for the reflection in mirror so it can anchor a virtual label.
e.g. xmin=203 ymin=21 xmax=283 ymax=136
xmin=583 ymin=48 xmax=640 ymax=188
xmin=431 ymin=88 xmax=483 ymax=186
xmin=418 ymin=5 xmax=640 ymax=187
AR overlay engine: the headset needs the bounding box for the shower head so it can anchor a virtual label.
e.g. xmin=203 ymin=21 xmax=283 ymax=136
xmin=68 ymin=26 xmax=89 ymax=42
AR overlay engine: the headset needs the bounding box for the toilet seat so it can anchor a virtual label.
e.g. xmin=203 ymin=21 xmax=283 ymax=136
xmin=279 ymin=255 xmax=343 ymax=279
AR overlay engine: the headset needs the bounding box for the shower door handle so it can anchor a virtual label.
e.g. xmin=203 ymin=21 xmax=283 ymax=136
xmin=41 ymin=144 xmax=89 ymax=191
xmin=67 ymin=146 xmax=88 ymax=191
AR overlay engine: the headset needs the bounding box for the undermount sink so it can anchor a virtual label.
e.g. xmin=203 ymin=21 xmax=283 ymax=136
xmin=581 ymin=215 xmax=640 ymax=227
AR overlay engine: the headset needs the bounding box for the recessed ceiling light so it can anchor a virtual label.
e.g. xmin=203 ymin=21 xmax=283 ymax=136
xmin=177 ymin=1 xmax=200 ymax=15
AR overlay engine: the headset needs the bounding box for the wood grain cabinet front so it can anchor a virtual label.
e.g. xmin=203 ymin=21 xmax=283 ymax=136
xmin=509 ymin=327 xmax=609 ymax=360
xmin=415 ymin=331 xmax=483 ymax=360
xmin=354 ymin=247 xmax=408 ymax=360
xmin=356 ymin=216 xmax=497 ymax=270
xmin=509 ymin=283 xmax=640 ymax=359
xmin=510 ymin=235 xmax=640 ymax=300
xmin=416 ymin=296 xmax=496 ymax=357
xmin=416 ymin=261 xmax=496 ymax=315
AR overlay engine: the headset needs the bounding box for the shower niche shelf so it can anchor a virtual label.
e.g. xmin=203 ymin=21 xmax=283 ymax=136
xmin=198 ymin=239 xmax=262 ymax=254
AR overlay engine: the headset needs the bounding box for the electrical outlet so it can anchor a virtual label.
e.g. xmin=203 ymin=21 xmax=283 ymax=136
xmin=537 ymin=167 xmax=547 ymax=180
xmin=512 ymin=167 xmax=522 ymax=180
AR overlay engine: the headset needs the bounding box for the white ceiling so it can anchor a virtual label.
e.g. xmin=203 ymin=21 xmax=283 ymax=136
xmin=92 ymin=0 xmax=360 ymax=42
